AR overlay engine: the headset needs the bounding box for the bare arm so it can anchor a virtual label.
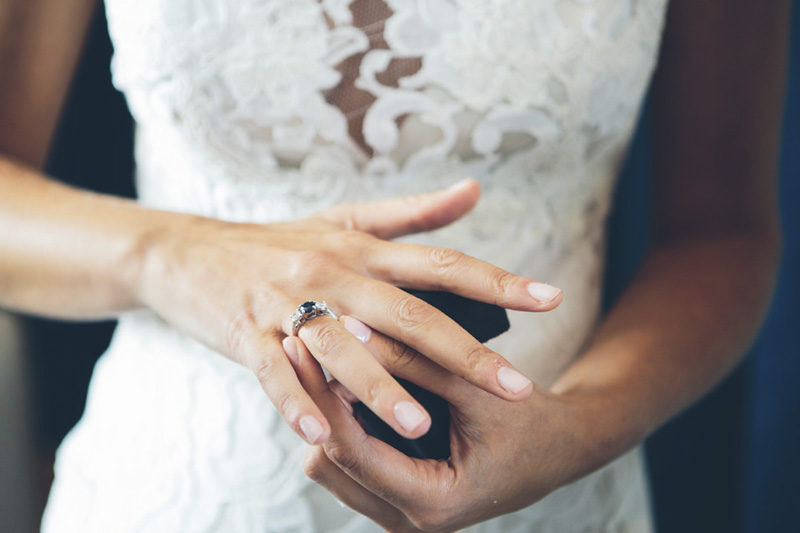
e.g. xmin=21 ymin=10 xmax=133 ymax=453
xmin=0 ymin=0 xmax=97 ymax=167
xmin=0 ymin=0 xmax=146 ymax=317
xmin=550 ymin=0 xmax=787 ymax=453
xmin=300 ymin=1 xmax=790 ymax=530
xmin=0 ymin=1 xmax=561 ymax=446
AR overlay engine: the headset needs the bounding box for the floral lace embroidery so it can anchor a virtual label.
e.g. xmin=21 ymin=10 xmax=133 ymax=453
xmin=45 ymin=1 xmax=670 ymax=531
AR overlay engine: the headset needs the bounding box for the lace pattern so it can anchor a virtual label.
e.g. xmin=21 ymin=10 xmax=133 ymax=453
xmin=44 ymin=1 xmax=668 ymax=531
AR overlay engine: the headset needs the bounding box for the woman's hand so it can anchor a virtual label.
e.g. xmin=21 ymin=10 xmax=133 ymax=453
xmin=133 ymin=180 xmax=563 ymax=445
xmin=290 ymin=1 xmax=790 ymax=528
xmin=295 ymin=323 xmax=610 ymax=532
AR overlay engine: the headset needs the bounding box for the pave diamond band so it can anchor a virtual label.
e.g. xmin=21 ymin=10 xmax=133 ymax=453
xmin=291 ymin=301 xmax=337 ymax=334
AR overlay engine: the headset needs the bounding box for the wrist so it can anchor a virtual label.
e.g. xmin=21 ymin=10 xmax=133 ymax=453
xmin=547 ymin=385 xmax=649 ymax=480
xmin=117 ymin=206 xmax=207 ymax=312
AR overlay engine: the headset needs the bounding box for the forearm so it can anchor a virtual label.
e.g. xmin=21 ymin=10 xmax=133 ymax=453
xmin=0 ymin=156 xmax=184 ymax=319
xmin=550 ymin=0 xmax=788 ymax=466
xmin=551 ymin=229 xmax=780 ymax=459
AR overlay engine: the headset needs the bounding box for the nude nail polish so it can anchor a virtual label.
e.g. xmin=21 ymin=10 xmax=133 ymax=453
xmin=447 ymin=178 xmax=472 ymax=191
xmin=299 ymin=415 xmax=324 ymax=444
xmin=282 ymin=337 xmax=299 ymax=366
xmin=342 ymin=316 xmax=371 ymax=344
xmin=394 ymin=401 xmax=427 ymax=433
xmin=527 ymin=282 xmax=561 ymax=304
xmin=497 ymin=366 xmax=532 ymax=394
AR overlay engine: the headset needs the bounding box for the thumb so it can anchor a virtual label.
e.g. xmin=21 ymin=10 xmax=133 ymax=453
xmin=320 ymin=179 xmax=481 ymax=240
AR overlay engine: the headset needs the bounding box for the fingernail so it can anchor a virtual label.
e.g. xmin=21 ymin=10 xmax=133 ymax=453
xmin=342 ymin=316 xmax=371 ymax=344
xmin=447 ymin=178 xmax=472 ymax=192
xmin=527 ymin=282 xmax=561 ymax=304
xmin=282 ymin=337 xmax=299 ymax=367
xmin=394 ymin=401 xmax=427 ymax=433
xmin=497 ymin=366 xmax=532 ymax=394
xmin=299 ymin=415 xmax=324 ymax=444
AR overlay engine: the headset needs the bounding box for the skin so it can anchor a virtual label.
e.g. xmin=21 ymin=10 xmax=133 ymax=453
xmin=0 ymin=1 xmax=561 ymax=447
xmin=0 ymin=0 xmax=788 ymax=531
xmin=296 ymin=0 xmax=790 ymax=531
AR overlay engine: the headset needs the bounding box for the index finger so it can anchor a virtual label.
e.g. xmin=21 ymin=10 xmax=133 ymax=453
xmin=367 ymin=242 xmax=563 ymax=312
xmin=301 ymin=356 xmax=457 ymax=518
xmin=338 ymin=278 xmax=535 ymax=402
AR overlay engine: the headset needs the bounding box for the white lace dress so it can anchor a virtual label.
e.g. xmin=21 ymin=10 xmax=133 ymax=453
xmin=43 ymin=1 xmax=669 ymax=531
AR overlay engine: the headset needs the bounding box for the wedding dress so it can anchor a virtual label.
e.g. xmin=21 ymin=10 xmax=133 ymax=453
xmin=42 ymin=0 xmax=669 ymax=531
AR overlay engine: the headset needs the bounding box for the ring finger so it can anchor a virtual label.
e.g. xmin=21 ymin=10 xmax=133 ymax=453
xmin=283 ymin=300 xmax=433 ymax=439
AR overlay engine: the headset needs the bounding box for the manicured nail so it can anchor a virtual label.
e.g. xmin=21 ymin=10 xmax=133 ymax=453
xmin=497 ymin=366 xmax=532 ymax=394
xmin=342 ymin=316 xmax=371 ymax=344
xmin=282 ymin=337 xmax=300 ymax=366
xmin=527 ymin=282 xmax=561 ymax=304
xmin=299 ymin=415 xmax=324 ymax=444
xmin=447 ymin=178 xmax=472 ymax=192
xmin=394 ymin=401 xmax=427 ymax=433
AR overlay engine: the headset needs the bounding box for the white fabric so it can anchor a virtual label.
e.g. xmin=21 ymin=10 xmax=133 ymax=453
xmin=44 ymin=0 xmax=668 ymax=531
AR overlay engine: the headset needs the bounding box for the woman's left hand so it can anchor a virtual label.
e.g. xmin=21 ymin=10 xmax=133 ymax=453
xmin=286 ymin=320 xmax=617 ymax=532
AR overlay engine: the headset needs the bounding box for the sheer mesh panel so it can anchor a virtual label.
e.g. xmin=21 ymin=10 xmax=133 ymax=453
xmin=323 ymin=0 xmax=422 ymax=154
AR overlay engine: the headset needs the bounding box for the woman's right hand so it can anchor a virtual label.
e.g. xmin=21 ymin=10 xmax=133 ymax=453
xmin=125 ymin=180 xmax=561 ymax=444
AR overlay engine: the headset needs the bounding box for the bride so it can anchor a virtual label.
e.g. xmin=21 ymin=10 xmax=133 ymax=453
xmin=0 ymin=0 xmax=788 ymax=531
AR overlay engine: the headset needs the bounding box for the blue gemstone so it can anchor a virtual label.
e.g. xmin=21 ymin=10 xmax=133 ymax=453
xmin=300 ymin=301 xmax=316 ymax=314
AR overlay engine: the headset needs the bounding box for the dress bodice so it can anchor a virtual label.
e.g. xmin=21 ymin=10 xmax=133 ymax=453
xmin=43 ymin=1 xmax=669 ymax=532
xmin=105 ymin=0 xmax=665 ymax=227
xmin=103 ymin=0 xmax=668 ymax=382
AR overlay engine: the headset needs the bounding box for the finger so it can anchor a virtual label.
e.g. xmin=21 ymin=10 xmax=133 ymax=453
xmin=341 ymin=320 xmax=508 ymax=464
xmin=303 ymin=445 xmax=408 ymax=532
xmin=305 ymin=371 xmax=458 ymax=523
xmin=303 ymin=365 xmax=454 ymax=516
xmin=328 ymin=379 xmax=358 ymax=414
xmin=286 ymin=314 xmax=434 ymax=440
xmin=287 ymin=339 xmax=357 ymax=416
xmin=338 ymin=283 xmax=535 ymax=401
xmin=341 ymin=315 xmax=470 ymax=406
xmin=367 ymin=242 xmax=563 ymax=312
xmin=238 ymin=333 xmax=330 ymax=445
xmin=318 ymin=179 xmax=481 ymax=240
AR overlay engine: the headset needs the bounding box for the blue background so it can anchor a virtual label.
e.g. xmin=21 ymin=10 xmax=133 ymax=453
xmin=21 ymin=4 xmax=799 ymax=531
xmin=607 ymin=6 xmax=800 ymax=531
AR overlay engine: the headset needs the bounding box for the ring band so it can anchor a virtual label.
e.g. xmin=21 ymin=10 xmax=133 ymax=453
xmin=291 ymin=300 xmax=337 ymax=335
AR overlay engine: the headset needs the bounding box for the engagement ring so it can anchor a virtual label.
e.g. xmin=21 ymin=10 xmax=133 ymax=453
xmin=291 ymin=300 xmax=337 ymax=334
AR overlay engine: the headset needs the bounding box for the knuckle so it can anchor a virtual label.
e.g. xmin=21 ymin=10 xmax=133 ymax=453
xmin=463 ymin=343 xmax=491 ymax=374
xmin=253 ymin=356 xmax=280 ymax=387
xmin=254 ymin=282 xmax=284 ymax=307
xmin=276 ymin=391 xmax=300 ymax=419
xmin=407 ymin=482 xmax=458 ymax=532
xmin=426 ymin=247 xmax=464 ymax=277
xmin=491 ymin=270 xmax=517 ymax=299
xmin=290 ymin=249 xmax=336 ymax=277
xmin=390 ymin=296 xmax=431 ymax=330
xmin=308 ymin=322 xmax=347 ymax=357
xmin=336 ymin=205 xmax=359 ymax=232
xmin=411 ymin=509 xmax=448 ymax=533
xmin=326 ymin=441 xmax=362 ymax=474
xmin=385 ymin=341 xmax=419 ymax=373
xmin=302 ymin=449 xmax=327 ymax=482
xmin=364 ymin=379 xmax=388 ymax=405
xmin=225 ymin=311 xmax=255 ymax=363
xmin=400 ymin=195 xmax=429 ymax=229
xmin=402 ymin=192 xmax=427 ymax=207
xmin=363 ymin=382 xmax=381 ymax=405
xmin=336 ymin=228 xmax=375 ymax=249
